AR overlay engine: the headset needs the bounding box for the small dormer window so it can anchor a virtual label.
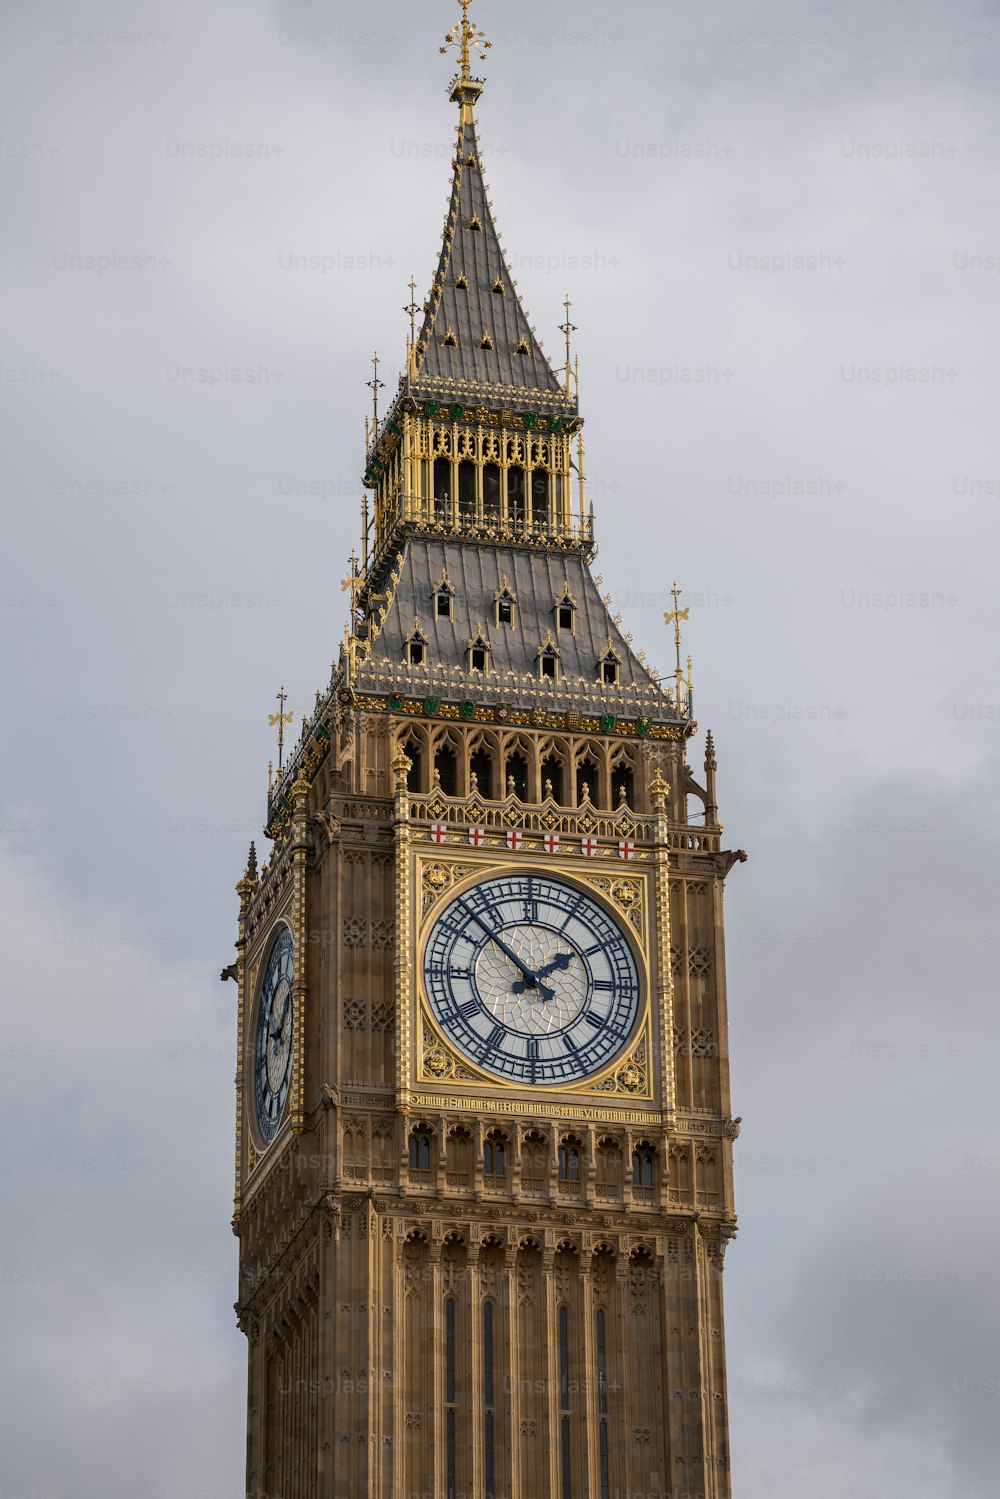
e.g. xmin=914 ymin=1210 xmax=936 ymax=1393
xmin=597 ymin=637 xmax=622 ymax=685
xmin=480 ymin=333 xmax=494 ymax=350
xmin=492 ymin=278 xmax=505 ymax=295
xmin=455 ymin=273 xmax=469 ymax=290
xmin=468 ymin=215 xmax=483 ymax=232
xmin=467 ymin=626 xmax=491 ymax=673
xmin=405 ymin=621 xmax=427 ymax=667
xmin=554 ymin=585 xmax=578 ymax=632
xmin=442 ymin=329 xmax=458 ymax=348
xmin=538 ymin=640 xmax=559 ymax=680
xmin=514 ymin=338 xmax=529 ymax=356
xmin=433 ymin=573 xmax=455 ymax=620
xmin=494 ymin=579 xmax=517 ymax=628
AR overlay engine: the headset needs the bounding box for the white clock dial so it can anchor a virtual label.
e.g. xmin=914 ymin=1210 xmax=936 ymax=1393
xmin=423 ymin=873 xmax=641 ymax=1086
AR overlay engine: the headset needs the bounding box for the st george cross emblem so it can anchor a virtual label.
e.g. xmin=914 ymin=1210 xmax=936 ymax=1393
xmin=468 ymin=826 xmax=486 ymax=847
xmin=581 ymin=836 xmax=599 ymax=858
xmin=505 ymin=828 xmax=523 ymax=851
xmin=618 ymin=839 xmax=636 ymax=861
xmin=543 ymin=832 xmax=560 ymax=855
xmin=429 ymin=823 xmax=448 ymax=843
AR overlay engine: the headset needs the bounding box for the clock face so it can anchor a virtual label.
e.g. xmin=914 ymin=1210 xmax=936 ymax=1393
xmin=423 ymin=873 xmax=641 ymax=1086
xmin=254 ymin=928 xmax=294 ymax=1145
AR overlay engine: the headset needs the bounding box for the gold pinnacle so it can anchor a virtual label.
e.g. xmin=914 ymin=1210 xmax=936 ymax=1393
xmin=441 ymin=0 xmax=491 ymax=83
xmin=268 ymin=686 xmax=295 ymax=772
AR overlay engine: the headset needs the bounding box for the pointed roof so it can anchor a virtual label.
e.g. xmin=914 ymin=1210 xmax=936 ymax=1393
xmin=412 ymin=115 xmax=563 ymax=400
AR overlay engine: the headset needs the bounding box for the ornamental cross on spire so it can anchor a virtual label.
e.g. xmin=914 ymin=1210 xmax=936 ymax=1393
xmin=268 ymin=685 xmax=295 ymax=772
xmin=665 ymin=583 xmax=691 ymax=711
xmin=440 ymin=0 xmax=491 ymax=84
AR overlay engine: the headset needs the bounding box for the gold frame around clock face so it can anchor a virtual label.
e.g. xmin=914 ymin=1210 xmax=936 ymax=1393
xmin=418 ymin=866 xmax=646 ymax=1089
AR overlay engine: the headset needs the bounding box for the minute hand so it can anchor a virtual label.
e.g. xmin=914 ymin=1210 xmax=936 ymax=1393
xmin=459 ymin=904 xmax=554 ymax=998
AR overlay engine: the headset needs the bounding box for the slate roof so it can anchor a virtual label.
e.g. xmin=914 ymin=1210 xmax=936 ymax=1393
xmin=358 ymin=539 xmax=662 ymax=694
xmin=412 ymin=116 xmax=565 ymax=402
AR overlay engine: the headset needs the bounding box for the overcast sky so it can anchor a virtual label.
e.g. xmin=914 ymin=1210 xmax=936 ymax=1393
xmin=2 ymin=1 xmax=999 ymax=1495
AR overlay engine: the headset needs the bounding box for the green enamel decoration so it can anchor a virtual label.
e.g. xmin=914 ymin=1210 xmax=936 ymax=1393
xmin=390 ymin=694 xmax=404 ymax=711
xmin=424 ymin=696 xmax=441 ymax=715
xmin=459 ymin=700 xmax=476 ymax=721
xmin=636 ymin=717 xmax=652 ymax=737
xmin=524 ymin=411 xmax=538 ymax=428
xmin=450 ymin=403 xmax=464 ymax=421
xmin=600 ymin=713 xmax=618 ymax=734
xmin=425 ymin=400 xmax=439 ymax=416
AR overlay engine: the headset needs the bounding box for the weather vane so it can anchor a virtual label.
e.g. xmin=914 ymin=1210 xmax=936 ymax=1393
xmin=441 ymin=0 xmax=491 ymax=82
xmin=268 ymin=686 xmax=295 ymax=773
xmin=665 ymin=583 xmax=690 ymax=711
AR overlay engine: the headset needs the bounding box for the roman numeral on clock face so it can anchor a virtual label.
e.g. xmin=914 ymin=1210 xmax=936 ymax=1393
xmin=486 ymin=1024 xmax=507 ymax=1054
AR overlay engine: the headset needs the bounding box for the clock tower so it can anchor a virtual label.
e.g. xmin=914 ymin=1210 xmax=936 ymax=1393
xmin=230 ymin=5 xmax=745 ymax=1496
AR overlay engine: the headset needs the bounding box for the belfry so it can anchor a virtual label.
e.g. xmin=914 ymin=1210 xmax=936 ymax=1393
xmin=230 ymin=4 xmax=744 ymax=1495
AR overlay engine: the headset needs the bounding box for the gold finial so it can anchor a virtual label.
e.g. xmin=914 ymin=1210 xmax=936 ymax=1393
xmin=341 ymin=549 xmax=361 ymax=607
xmin=404 ymin=276 xmax=420 ymax=351
xmin=559 ymin=294 xmax=577 ymax=395
xmin=268 ymin=686 xmax=295 ymax=772
xmin=367 ymin=351 xmax=385 ymax=433
xmin=441 ymin=0 xmax=491 ymax=83
xmin=665 ymin=583 xmax=691 ymax=713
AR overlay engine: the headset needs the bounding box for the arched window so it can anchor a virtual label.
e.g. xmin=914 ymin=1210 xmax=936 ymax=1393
xmin=507 ymin=465 xmax=525 ymax=523
xmin=469 ymin=747 xmax=495 ymax=799
xmin=403 ymin=737 xmax=423 ymax=794
xmin=484 ymin=1130 xmax=507 ymax=1178
xmin=631 ymin=1141 xmax=656 ymax=1200
xmin=447 ymin=1126 xmax=473 ymax=1188
xmin=595 ymin=1137 xmax=623 ymax=1198
xmin=435 ymin=744 xmax=458 ymax=796
xmin=540 ymin=754 xmax=564 ymax=804
xmin=576 ymin=756 xmax=599 ymax=806
xmin=532 ymin=468 xmax=550 ymax=529
xmin=521 ymin=1130 xmax=547 ymax=1193
xmin=433 ymin=456 xmax=451 ymax=512
xmin=611 ymin=760 xmax=635 ymax=807
xmin=505 ymin=750 xmax=528 ymax=800
xmin=483 ymin=463 xmax=501 ymax=521
xmin=558 ymin=1137 xmax=581 ymax=1183
xmin=458 ymin=459 xmax=476 ymax=522
xmin=409 ymin=1124 xmax=434 ymax=1175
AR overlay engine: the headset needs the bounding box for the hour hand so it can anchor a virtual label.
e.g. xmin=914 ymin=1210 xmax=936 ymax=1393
xmin=511 ymin=952 xmax=571 ymax=994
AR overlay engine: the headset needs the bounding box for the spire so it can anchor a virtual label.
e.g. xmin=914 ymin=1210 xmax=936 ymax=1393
xmin=413 ymin=0 xmax=565 ymax=402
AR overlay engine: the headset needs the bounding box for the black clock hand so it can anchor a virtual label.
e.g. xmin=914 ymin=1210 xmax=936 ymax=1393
xmin=511 ymin=952 xmax=571 ymax=995
xmin=459 ymin=902 xmax=541 ymax=985
xmin=533 ymin=952 xmax=573 ymax=982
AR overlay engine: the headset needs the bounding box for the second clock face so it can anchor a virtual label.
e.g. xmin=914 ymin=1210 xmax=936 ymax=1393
xmin=423 ymin=873 xmax=641 ymax=1086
